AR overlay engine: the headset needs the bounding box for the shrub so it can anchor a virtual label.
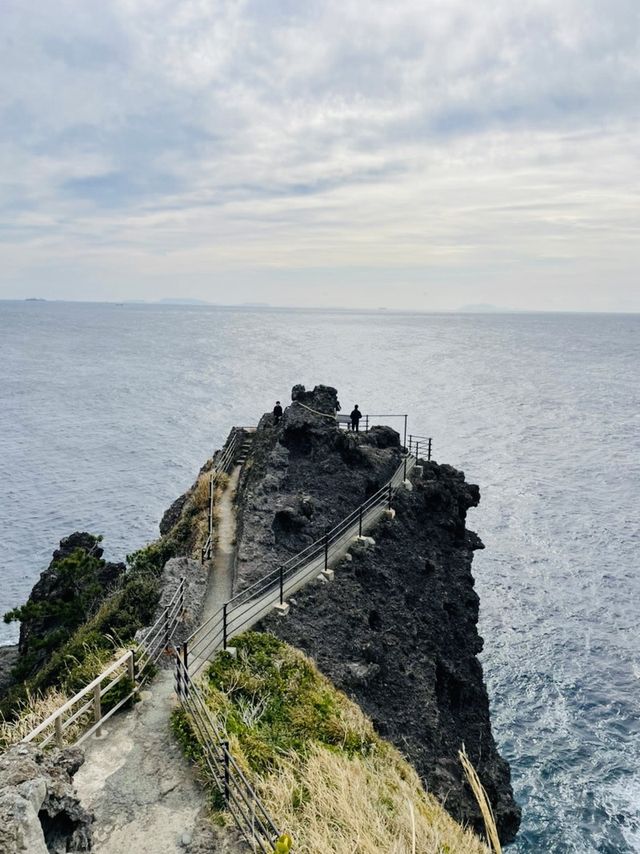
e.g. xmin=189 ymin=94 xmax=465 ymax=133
xmin=175 ymin=632 xmax=490 ymax=853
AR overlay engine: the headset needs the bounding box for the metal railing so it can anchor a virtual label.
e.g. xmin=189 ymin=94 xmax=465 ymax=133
xmin=174 ymin=653 xmax=281 ymax=852
xmin=202 ymin=427 xmax=255 ymax=562
xmin=136 ymin=576 xmax=186 ymax=679
xmin=408 ymin=434 xmax=432 ymax=462
xmin=185 ymin=452 xmax=417 ymax=671
xmin=21 ymin=577 xmax=186 ymax=748
xmin=175 ymin=443 xmax=433 ymax=851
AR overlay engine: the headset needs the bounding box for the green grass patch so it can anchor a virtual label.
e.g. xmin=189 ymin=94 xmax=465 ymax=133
xmin=204 ymin=632 xmax=377 ymax=774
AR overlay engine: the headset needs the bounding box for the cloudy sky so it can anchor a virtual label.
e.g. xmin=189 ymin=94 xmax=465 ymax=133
xmin=1 ymin=0 xmax=639 ymax=311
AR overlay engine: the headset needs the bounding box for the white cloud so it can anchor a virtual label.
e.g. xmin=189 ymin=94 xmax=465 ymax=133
xmin=1 ymin=0 xmax=639 ymax=309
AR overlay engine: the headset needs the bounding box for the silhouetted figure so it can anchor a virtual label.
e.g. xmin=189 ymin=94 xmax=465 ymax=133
xmin=350 ymin=405 xmax=362 ymax=432
xmin=273 ymin=401 xmax=283 ymax=425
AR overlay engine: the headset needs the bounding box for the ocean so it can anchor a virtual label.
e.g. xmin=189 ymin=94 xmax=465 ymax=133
xmin=1 ymin=301 xmax=638 ymax=852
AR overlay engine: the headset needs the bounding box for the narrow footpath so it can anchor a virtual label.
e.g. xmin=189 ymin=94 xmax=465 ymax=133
xmin=73 ymin=471 xmax=245 ymax=854
xmin=201 ymin=466 xmax=240 ymax=620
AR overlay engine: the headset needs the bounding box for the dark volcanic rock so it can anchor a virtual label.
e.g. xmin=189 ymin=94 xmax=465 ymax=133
xmin=159 ymin=493 xmax=189 ymax=537
xmin=0 ymin=743 xmax=92 ymax=853
xmin=0 ymin=646 xmax=18 ymax=697
xmin=7 ymin=533 xmax=125 ymax=679
xmin=238 ymin=386 xmax=520 ymax=843
xmin=234 ymin=385 xmax=402 ymax=590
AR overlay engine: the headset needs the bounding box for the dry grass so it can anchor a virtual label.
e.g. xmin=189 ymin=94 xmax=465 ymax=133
xmin=259 ymin=743 xmax=490 ymax=854
xmin=0 ymin=644 xmax=130 ymax=749
xmin=191 ymin=634 xmax=491 ymax=854
xmin=460 ymin=748 xmax=502 ymax=854
xmin=0 ymin=687 xmax=76 ymax=747
xmin=191 ymin=471 xmax=231 ymax=556
xmin=191 ymin=472 xmax=213 ymax=513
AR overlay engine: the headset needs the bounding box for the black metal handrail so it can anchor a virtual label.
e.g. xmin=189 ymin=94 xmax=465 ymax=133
xmin=407 ymin=434 xmax=433 ymax=462
xmin=174 ymin=653 xmax=281 ymax=853
xmin=136 ymin=576 xmax=186 ymax=679
xmin=202 ymin=427 xmax=256 ymax=562
xmin=186 ymin=448 xmax=419 ymax=666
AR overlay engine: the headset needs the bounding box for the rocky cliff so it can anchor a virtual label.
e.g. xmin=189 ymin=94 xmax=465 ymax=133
xmin=0 ymin=743 xmax=92 ymax=854
xmin=238 ymin=385 xmax=520 ymax=843
xmin=234 ymin=384 xmax=402 ymax=591
xmin=3 ymin=533 xmax=126 ymax=683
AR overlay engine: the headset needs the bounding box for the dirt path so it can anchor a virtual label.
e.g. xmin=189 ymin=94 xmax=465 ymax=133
xmin=201 ymin=465 xmax=240 ymax=621
xmin=73 ymin=471 xmax=245 ymax=854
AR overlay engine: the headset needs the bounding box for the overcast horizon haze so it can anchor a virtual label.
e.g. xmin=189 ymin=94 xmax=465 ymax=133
xmin=2 ymin=1 xmax=639 ymax=312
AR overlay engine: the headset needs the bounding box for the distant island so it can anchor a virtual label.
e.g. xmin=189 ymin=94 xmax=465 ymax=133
xmin=457 ymin=303 xmax=509 ymax=313
xmin=25 ymin=298 xmax=47 ymax=302
xmin=157 ymin=297 xmax=212 ymax=305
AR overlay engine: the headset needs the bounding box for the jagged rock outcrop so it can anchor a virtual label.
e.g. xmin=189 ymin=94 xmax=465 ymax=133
xmin=234 ymin=385 xmax=402 ymax=590
xmin=235 ymin=385 xmax=520 ymax=843
xmin=0 ymin=743 xmax=92 ymax=853
xmin=136 ymin=556 xmax=208 ymax=653
xmin=0 ymin=646 xmax=18 ymax=696
xmin=4 ymin=533 xmax=125 ymax=681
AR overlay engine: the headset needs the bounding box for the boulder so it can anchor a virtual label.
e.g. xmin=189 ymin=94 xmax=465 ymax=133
xmin=6 ymin=533 xmax=126 ymax=679
xmin=0 ymin=743 xmax=92 ymax=854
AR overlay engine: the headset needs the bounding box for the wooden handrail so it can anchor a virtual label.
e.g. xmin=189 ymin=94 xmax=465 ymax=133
xmin=23 ymin=650 xmax=133 ymax=743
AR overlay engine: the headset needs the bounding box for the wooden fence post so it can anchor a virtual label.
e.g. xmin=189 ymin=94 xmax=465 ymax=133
xmin=93 ymin=683 xmax=102 ymax=737
xmin=54 ymin=716 xmax=64 ymax=747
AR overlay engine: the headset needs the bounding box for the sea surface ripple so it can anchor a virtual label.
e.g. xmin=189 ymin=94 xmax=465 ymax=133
xmin=0 ymin=302 xmax=638 ymax=852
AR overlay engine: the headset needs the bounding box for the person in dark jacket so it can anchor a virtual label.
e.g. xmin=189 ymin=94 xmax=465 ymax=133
xmin=273 ymin=401 xmax=283 ymax=424
xmin=350 ymin=405 xmax=362 ymax=432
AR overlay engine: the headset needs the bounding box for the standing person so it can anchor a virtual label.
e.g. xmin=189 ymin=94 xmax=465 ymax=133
xmin=273 ymin=401 xmax=283 ymax=425
xmin=350 ymin=404 xmax=362 ymax=432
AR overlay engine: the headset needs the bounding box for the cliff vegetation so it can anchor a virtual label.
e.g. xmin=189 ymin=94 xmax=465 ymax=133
xmin=0 ymin=463 xmax=226 ymax=741
xmin=173 ymin=631 xmax=491 ymax=854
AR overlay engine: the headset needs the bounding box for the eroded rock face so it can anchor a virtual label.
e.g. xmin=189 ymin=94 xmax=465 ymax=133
xmin=234 ymin=385 xmax=402 ymax=590
xmin=0 ymin=743 xmax=92 ymax=854
xmin=9 ymin=532 xmax=126 ymax=679
xmin=232 ymin=383 xmax=520 ymax=844
xmin=136 ymin=556 xmax=208 ymax=653
xmin=260 ymin=466 xmax=521 ymax=843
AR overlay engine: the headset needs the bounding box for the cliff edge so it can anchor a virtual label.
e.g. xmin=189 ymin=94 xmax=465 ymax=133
xmin=236 ymin=385 xmax=520 ymax=843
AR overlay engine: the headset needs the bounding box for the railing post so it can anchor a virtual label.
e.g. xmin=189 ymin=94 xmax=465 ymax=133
xmin=428 ymin=438 xmax=432 ymax=461
xmin=179 ymin=577 xmax=185 ymax=616
xmin=209 ymin=472 xmax=214 ymax=539
xmin=416 ymin=441 xmax=420 ymax=461
xmin=175 ymin=648 xmax=182 ymax=700
xmin=279 ymin=566 xmax=284 ymax=605
xmin=164 ymin=606 xmax=170 ymax=648
xmin=54 ymin=716 xmax=64 ymax=748
xmin=127 ymin=649 xmax=136 ymax=688
xmin=365 ymin=414 xmax=369 ymax=432
xmin=409 ymin=434 xmax=413 ymax=454
xmin=403 ymin=414 xmax=407 ymax=451
xmin=223 ymin=741 xmax=230 ymax=804
xmin=93 ymin=683 xmax=102 ymax=736
xmin=223 ymin=603 xmax=228 ymax=650
xmin=324 ymin=531 xmax=329 ymax=570
xmin=358 ymin=505 xmax=363 ymax=538
xmin=403 ymin=455 xmax=408 ymax=481
xmin=182 ymin=641 xmax=189 ymax=699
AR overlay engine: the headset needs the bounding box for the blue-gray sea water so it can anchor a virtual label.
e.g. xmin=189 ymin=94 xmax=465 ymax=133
xmin=0 ymin=301 xmax=638 ymax=852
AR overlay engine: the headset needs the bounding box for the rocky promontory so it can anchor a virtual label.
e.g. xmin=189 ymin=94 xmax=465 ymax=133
xmin=0 ymin=382 xmax=521 ymax=850
xmin=238 ymin=384 xmax=520 ymax=843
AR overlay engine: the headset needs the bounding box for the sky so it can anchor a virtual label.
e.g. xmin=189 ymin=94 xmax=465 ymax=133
xmin=1 ymin=0 xmax=639 ymax=311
